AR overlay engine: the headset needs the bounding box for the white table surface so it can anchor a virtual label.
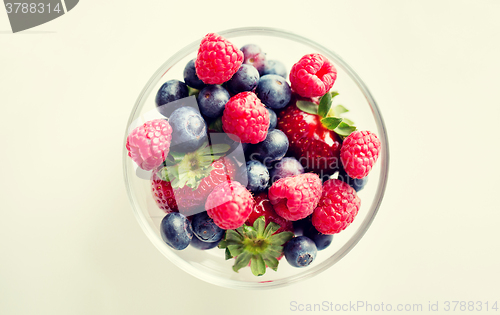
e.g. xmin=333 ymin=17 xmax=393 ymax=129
xmin=1 ymin=1 xmax=499 ymax=314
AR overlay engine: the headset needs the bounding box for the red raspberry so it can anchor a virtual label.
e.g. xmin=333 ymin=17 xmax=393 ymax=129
xmin=206 ymin=181 xmax=255 ymax=230
xmin=126 ymin=119 xmax=172 ymax=171
xmin=195 ymin=33 xmax=244 ymax=85
xmin=340 ymin=130 xmax=381 ymax=179
xmin=246 ymin=192 xmax=294 ymax=234
xmin=312 ymin=179 xmax=361 ymax=234
xmin=268 ymin=173 xmax=322 ymax=221
xmin=222 ymin=92 xmax=269 ymax=144
xmin=289 ymin=53 xmax=337 ymax=98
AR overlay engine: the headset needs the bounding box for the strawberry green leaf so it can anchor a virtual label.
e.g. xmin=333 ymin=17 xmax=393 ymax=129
xmin=296 ymin=100 xmax=318 ymax=115
xmin=225 ymin=230 xmax=243 ymax=242
xmin=208 ymin=117 xmax=223 ymax=132
xmin=320 ymin=117 xmax=343 ymax=130
xmin=250 ymin=255 xmax=266 ymax=276
xmin=267 ymin=244 xmax=285 ymax=257
xmin=188 ymin=86 xmax=200 ymax=97
xmin=269 ymin=231 xmax=294 ymax=246
xmin=330 ymin=91 xmax=339 ymax=98
xmin=218 ymin=240 xmax=227 ymax=248
xmin=318 ymin=92 xmax=332 ymax=118
xmin=342 ymin=118 xmax=355 ymax=125
xmin=233 ymin=251 xmax=252 ymax=273
xmin=224 ymin=247 xmax=232 ymax=260
xmin=253 ymin=216 xmax=266 ymax=237
xmin=209 ymin=144 xmax=230 ymax=155
xmin=334 ymin=121 xmax=357 ymax=137
xmin=333 ymin=104 xmax=348 ymax=115
xmin=243 ymin=226 xmax=257 ymax=239
xmin=228 ymin=244 xmax=244 ymax=257
xmin=263 ymin=221 xmax=280 ymax=238
xmin=262 ymin=253 xmax=279 ymax=272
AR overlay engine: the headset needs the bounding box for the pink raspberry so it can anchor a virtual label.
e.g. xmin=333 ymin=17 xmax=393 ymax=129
xmin=268 ymin=173 xmax=322 ymax=221
xmin=195 ymin=33 xmax=244 ymax=85
xmin=289 ymin=53 xmax=337 ymax=98
xmin=206 ymin=181 xmax=255 ymax=230
xmin=222 ymin=92 xmax=269 ymax=144
xmin=340 ymin=130 xmax=381 ymax=179
xmin=126 ymin=119 xmax=172 ymax=171
xmin=312 ymin=179 xmax=361 ymax=234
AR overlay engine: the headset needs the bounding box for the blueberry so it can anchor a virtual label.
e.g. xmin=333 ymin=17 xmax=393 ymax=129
xmin=255 ymin=74 xmax=292 ymax=110
xmin=292 ymin=216 xmax=312 ymax=236
xmin=160 ymin=212 xmax=193 ymax=250
xmin=190 ymin=235 xmax=220 ymax=250
xmin=303 ymin=225 xmax=333 ymax=251
xmin=240 ymin=44 xmax=266 ymax=73
xmin=337 ymin=168 xmax=368 ymax=192
xmin=249 ymin=129 xmax=289 ymax=166
xmin=245 ymin=160 xmax=270 ymax=193
xmin=269 ymin=157 xmax=304 ymax=183
xmin=225 ymin=64 xmax=260 ymax=95
xmin=197 ymin=85 xmax=230 ymax=118
xmin=183 ymin=59 xmax=206 ymax=90
xmin=191 ymin=211 xmax=225 ymax=243
xmin=260 ymin=60 xmax=287 ymax=78
xmin=169 ymin=107 xmax=207 ymax=152
xmin=266 ymin=107 xmax=277 ymax=131
xmin=284 ymin=236 xmax=318 ymax=268
xmin=155 ymin=80 xmax=189 ymax=117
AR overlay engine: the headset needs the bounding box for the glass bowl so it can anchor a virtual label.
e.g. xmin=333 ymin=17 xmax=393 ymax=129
xmin=123 ymin=27 xmax=389 ymax=289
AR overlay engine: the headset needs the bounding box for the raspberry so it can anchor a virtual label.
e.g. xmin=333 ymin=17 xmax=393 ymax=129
xmin=195 ymin=33 xmax=244 ymax=85
xmin=268 ymin=173 xmax=322 ymax=221
xmin=222 ymin=92 xmax=269 ymax=144
xmin=312 ymin=179 xmax=361 ymax=234
xmin=289 ymin=53 xmax=337 ymax=98
xmin=206 ymin=181 xmax=255 ymax=230
xmin=126 ymin=119 xmax=172 ymax=171
xmin=340 ymin=130 xmax=381 ymax=179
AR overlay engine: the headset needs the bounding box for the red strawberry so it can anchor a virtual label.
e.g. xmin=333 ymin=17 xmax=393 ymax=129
xmin=246 ymin=192 xmax=294 ymax=234
xmin=151 ymin=143 xmax=236 ymax=216
xmin=277 ymin=94 xmax=342 ymax=176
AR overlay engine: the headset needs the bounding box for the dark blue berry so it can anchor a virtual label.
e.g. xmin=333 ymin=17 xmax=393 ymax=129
xmin=266 ymin=107 xmax=277 ymax=131
xmin=197 ymin=85 xmax=230 ymax=118
xmin=260 ymin=60 xmax=287 ymax=78
xmin=155 ymin=80 xmax=189 ymax=117
xmin=225 ymin=64 xmax=260 ymax=95
xmin=191 ymin=211 xmax=225 ymax=243
xmin=269 ymin=157 xmax=304 ymax=183
xmin=249 ymin=129 xmax=289 ymax=166
xmin=255 ymin=74 xmax=291 ymax=109
xmin=245 ymin=160 xmax=270 ymax=193
xmin=292 ymin=216 xmax=312 ymax=236
xmin=183 ymin=59 xmax=206 ymax=90
xmin=169 ymin=107 xmax=207 ymax=152
xmin=303 ymin=225 xmax=333 ymax=251
xmin=284 ymin=236 xmax=318 ymax=268
xmin=190 ymin=235 xmax=220 ymax=250
xmin=160 ymin=212 xmax=193 ymax=250
xmin=337 ymin=169 xmax=368 ymax=192
xmin=240 ymin=44 xmax=266 ymax=73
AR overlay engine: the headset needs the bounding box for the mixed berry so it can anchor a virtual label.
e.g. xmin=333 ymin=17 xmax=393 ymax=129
xmin=126 ymin=32 xmax=382 ymax=276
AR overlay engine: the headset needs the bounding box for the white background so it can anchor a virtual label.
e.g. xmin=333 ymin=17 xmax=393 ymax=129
xmin=1 ymin=0 xmax=499 ymax=314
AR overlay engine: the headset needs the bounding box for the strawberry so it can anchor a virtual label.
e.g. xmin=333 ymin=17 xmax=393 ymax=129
xmin=277 ymin=91 xmax=356 ymax=177
xmin=246 ymin=192 xmax=294 ymax=235
xmin=152 ymin=143 xmax=236 ymax=216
